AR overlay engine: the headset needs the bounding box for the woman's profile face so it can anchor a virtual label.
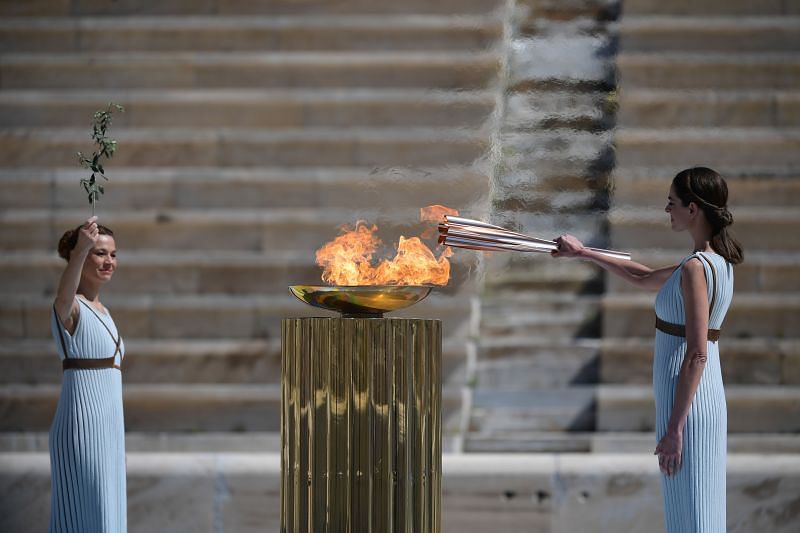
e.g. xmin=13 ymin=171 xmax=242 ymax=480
xmin=665 ymin=184 xmax=691 ymax=232
xmin=81 ymin=235 xmax=117 ymax=284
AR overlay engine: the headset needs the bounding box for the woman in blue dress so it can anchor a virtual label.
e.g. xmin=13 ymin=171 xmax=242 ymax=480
xmin=552 ymin=167 xmax=743 ymax=532
xmin=50 ymin=215 xmax=126 ymax=532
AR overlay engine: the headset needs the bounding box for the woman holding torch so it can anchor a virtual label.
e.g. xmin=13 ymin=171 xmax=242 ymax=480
xmin=50 ymin=215 xmax=126 ymax=532
xmin=552 ymin=167 xmax=742 ymax=532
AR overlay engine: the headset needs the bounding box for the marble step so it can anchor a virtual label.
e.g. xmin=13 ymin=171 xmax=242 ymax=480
xmin=0 ymin=248 xmax=479 ymax=296
xmin=468 ymin=386 xmax=596 ymax=434
xmin=0 ymin=15 xmax=501 ymax=53
xmin=466 ymin=431 xmax=800 ymax=454
xmin=617 ymin=89 xmax=800 ymax=128
xmin=0 ymin=127 xmax=488 ymax=168
xmin=0 ymin=383 xmax=281 ymax=432
xmin=0 ymin=431 xmax=282 ymax=453
xmin=477 ymin=337 xmax=602 ymax=388
xmin=0 ymin=336 xmax=470 ymax=387
xmin=599 ymin=338 xmax=800 ymax=386
xmin=617 ymin=53 xmax=800 ymax=90
xmin=621 ymin=0 xmax=795 ymax=16
xmin=5 ymin=429 xmax=800 ymax=455
xmin=608 ymin=206 xmax=800 ymax=252
xmin=3 ymin=453 xmax=800 ymax=533
xmin=482 ymin=255 xmax=603 ymax=294
xmin=0 ymin=207 xmax=482 ymax=252
xmin=605 ymin=250 xmax=800 ymax=293
xmin=0 ymin=89 xmax=494 ymax=128
xmin=503 ymin=90 xmax=613 ymax=131
xmin=480 ymin=294 xmax=602 ymax=338
xmin=0 ymin=166 xmax=489 ymax=210
xmin=620 ymin=16 xmax=800 ymax=52
xmin=0 ymin=0 xmax=505 ymax=17
xmin=614 ymin=128 xmax=800 ymax=168
xmin=601 ymin=293 xmax=800 ymax=339
xmin=0 ymin=383 xmax=464 ymax=433
xmin=597 ymin=385 xmax=800 ymax=433
xmin=0 ymin=293 xmax=474 ymax=341
xmin=611 ymin=165 xmax=800 ymax=207
xmin=0 ymin=51 xmax=499 ymax=90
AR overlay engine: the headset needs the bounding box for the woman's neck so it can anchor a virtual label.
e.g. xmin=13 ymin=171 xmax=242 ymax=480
xmin=690 ymin=219 xmax=714 ymax=253
xmin=77 ymin=282 xmax=101 ymax=303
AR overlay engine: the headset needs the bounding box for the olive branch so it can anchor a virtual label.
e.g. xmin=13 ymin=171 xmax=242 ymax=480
xmin=76 ymin=103 xmax=124 ymax=215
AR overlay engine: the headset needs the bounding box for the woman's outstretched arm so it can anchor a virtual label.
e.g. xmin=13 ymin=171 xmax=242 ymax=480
xmin=654 ymin=257 xmax=710 ymax=476
xmin=54 ymin=216 xmax=98 ymax=333
xmin=551 ymin=234 xmax=677 ymax=290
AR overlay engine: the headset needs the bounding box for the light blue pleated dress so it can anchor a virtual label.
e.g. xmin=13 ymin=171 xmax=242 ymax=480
xmin=654 ymin=251 xmax=733 ymax=533
xmin=49 ymin=297 xmax=127 ymax=532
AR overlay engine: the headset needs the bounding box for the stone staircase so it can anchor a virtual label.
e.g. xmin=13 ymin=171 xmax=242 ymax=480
xmin=467 ymin=0 xmax=800 ymax=453
xmin=600 ymin=0 xmax=800 ymax=444
xmin=0 ymin=0 xmax=505 ymax=450
xmin=466 ymin=0 xmax=618 ymax=452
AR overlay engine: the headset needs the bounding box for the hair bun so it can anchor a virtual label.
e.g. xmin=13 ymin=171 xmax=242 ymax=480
xmin=57 ymin=228 xmax=78 ymax=261
xmin=716 ymin=207 xmax=733 ymax=227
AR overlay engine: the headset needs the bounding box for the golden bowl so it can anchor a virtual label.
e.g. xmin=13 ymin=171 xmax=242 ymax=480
xmin=289 ymin=285 xmax=433 ymax=317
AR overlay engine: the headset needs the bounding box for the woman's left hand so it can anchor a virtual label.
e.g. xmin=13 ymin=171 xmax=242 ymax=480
xmin=655 ymin=430 xmax=683 ymax=476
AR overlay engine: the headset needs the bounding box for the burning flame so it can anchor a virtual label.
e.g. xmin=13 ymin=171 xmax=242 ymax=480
xmin=315 ymin=206 xmax=457 ymax=286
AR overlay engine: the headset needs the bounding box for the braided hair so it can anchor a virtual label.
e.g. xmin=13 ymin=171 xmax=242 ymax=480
xmin=672 ymin=167 xmax=743 ymax=265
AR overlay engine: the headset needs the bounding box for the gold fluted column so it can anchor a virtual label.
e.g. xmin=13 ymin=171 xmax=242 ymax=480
xmin=281 ymin=317 xmax=442 ymax=533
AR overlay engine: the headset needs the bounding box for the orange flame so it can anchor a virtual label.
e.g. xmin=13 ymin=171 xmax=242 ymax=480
xmin=420 ymin=204 xmax=459 ymax=224
xmin=316 ymin=206 xmax=458 ymax=286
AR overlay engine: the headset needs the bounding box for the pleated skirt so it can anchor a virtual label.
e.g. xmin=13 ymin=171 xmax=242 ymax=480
xmin=653 ymin=331 xmax=727 ymax=533
xmin=49 ymin=369 xmax=126 ymax=533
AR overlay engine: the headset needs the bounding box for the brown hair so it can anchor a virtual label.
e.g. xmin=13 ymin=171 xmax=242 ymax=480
xmin=57 ymin=224 xmax=115 ymax=261
xmin=672 ymin=167 xmax=743 ymax=265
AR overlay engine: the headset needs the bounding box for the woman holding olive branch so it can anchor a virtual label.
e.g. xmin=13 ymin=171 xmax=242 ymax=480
xmin=49 ymin=104 xmax=127 ymax=532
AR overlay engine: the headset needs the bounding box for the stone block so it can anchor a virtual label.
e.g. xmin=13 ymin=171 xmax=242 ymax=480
xmin=618 ymin=54 xmax=800 ymax=90
xmin=598 ymin=385 xmax=800 ymax=433
xmin=442 ymin=455 xmax=555 ymax=533
xmin=0 ymin=0 xmax=69 ymax=16
xmin=620 ymin=20 xmax=800 ymax=53
xmin=0 ymin=171 xmax=51 ymax=209
xmin=621 ymin=0 xmax=784 ymax=16
xmin=782 ymin=343 xmax=800 ymax=385
xmin=609 ymin=209 xmax=800 ymax=252
xmin=600 ymin=338 xmax=785 ymax=386
xmin=216 ymin=0 xmax=504 ymax=15
xmin=73 ymin=0 xmax=215 ymax=15
xmin=615 ymin=128 xmax=800 ymax=168
xmin=126 ymin=454 xmax=217 ymax=532
xmin=617 ymin=90 xmax=778 ymax=128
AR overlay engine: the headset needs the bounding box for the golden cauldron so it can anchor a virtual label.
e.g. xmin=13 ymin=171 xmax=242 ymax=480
xmin=288 ymin=284 xmax=432 ymax=317
xmin=282 ymin=284 xmax=441 ymax=532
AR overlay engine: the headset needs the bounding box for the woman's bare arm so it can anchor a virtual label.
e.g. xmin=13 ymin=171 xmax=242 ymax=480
xmin=655 ymin=258 xmax=710 ymax=476
xmin=667 ymin=257 xmax=710 ymax=434
xmin=53 ymin=217 xmax=98 ymax=334
xmin=552 ymin=234 xmax=677 ymax=290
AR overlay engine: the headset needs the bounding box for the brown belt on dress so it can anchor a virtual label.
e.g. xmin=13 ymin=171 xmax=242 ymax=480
xmin=62 ymin=356 xmax=121 ymax=371
xmin=655 ymin=316 xmax=720 ymax=342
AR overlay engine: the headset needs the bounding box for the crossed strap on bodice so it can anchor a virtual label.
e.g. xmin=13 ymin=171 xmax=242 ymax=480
xmin=54 ymin=298 xmax=123 ymax=371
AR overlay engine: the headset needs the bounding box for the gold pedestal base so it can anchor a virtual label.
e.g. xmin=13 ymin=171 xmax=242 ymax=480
xmin=281 ymin=318 xmax=442 ymax=532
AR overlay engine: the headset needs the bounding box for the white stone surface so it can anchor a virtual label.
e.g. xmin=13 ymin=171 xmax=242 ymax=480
xmin=3 ymin=453 xmax=800 ymax=533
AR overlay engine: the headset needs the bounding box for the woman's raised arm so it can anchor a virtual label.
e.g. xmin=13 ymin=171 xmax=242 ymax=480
xmin=54 ymin=217 xmax=99 ymax=333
